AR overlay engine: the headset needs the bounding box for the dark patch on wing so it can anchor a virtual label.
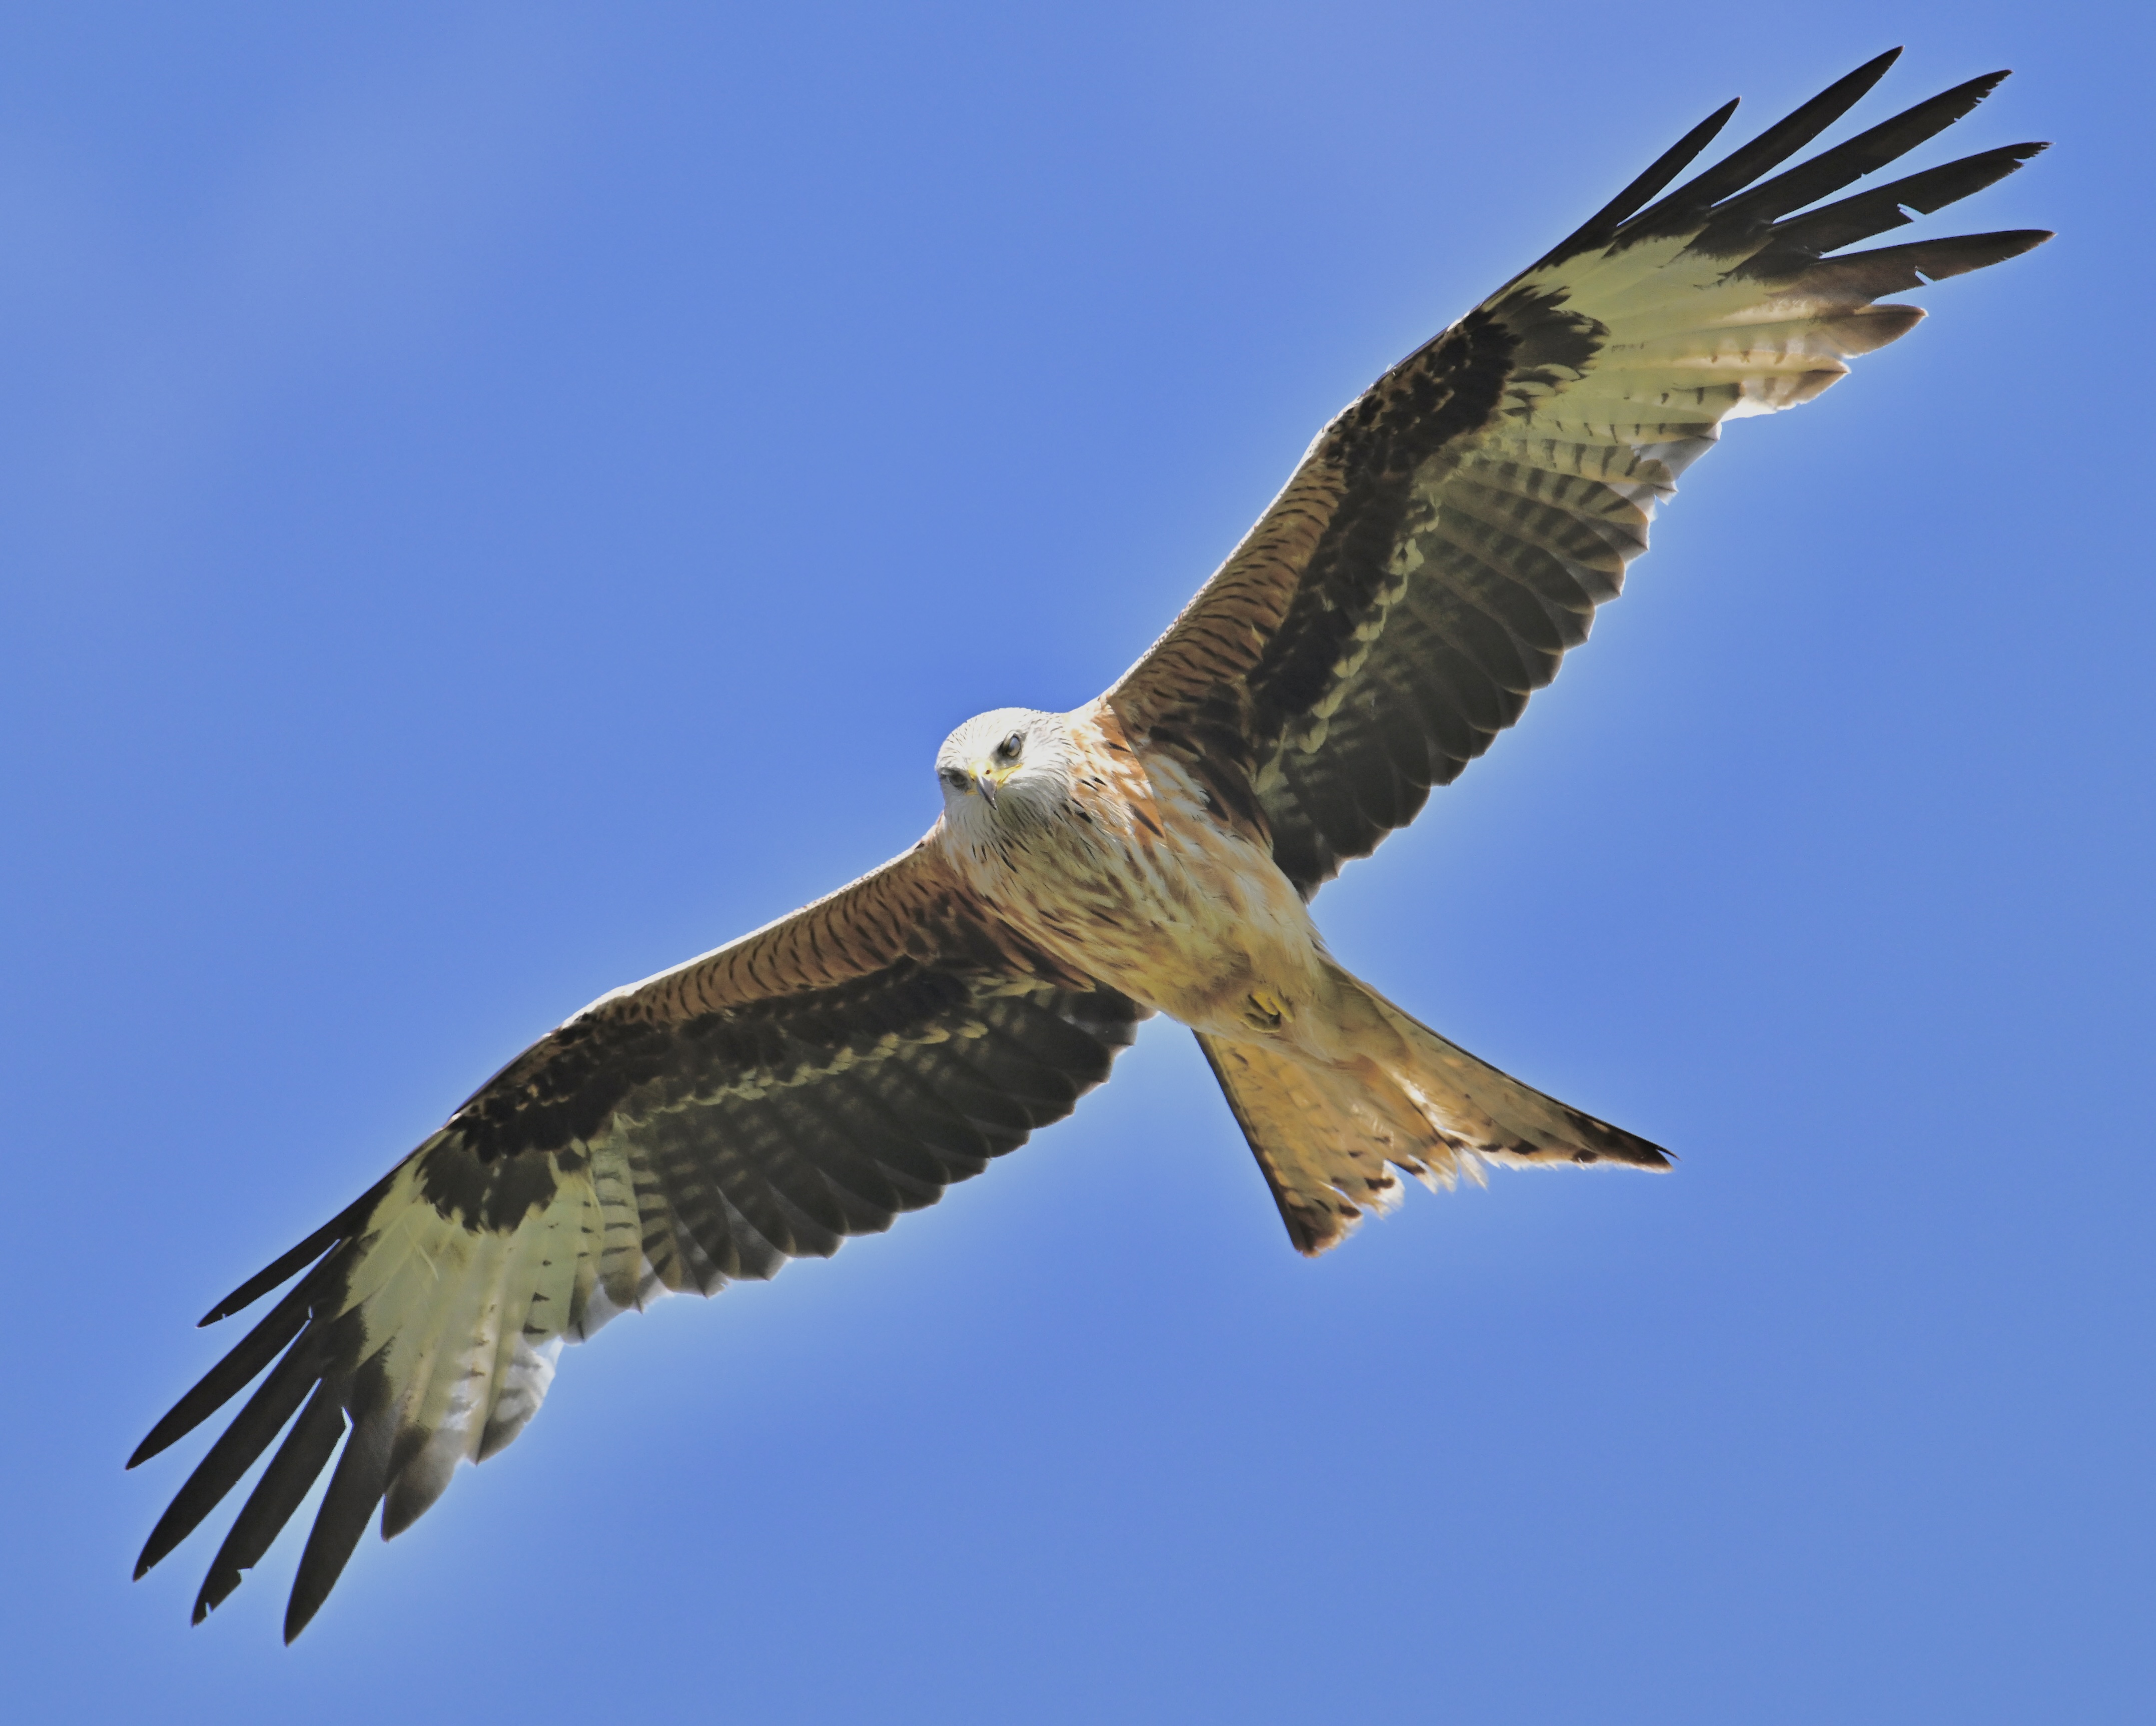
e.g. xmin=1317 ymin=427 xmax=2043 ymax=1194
xmin=1237 ymin=290 xmax=1603 ymax=891
xmin=1244 ymin=302 xmax=1530 ymax=730
xmin=411 ymin=1137 xmax=587 ymax=1235
xmin=446 ymin=960 xmax=979 ymax=1161
xmin=411 ymin=955 xmax=1130 ymax=1238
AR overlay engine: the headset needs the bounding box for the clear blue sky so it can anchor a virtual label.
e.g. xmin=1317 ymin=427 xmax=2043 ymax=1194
xmin=4 ymin=4 xmax=2147 ymax=1721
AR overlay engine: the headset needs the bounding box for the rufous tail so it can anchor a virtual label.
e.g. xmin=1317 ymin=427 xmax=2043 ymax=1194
xmin=1197 ymin=961 xmax=1668 ymax=1256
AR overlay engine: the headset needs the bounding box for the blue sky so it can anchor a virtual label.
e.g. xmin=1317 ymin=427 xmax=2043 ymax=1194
xmin=4 ymin=4 xmax=2148 ymax=1721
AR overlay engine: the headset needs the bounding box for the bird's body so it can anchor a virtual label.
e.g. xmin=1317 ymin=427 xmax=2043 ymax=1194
xmin=932 ymin=699 xmax=1658 ymax=1238
xmin=936 ymin=703 xmax=1321 ymax=1043
xmin=130 ymin=51 xmax=2050 ymax=1640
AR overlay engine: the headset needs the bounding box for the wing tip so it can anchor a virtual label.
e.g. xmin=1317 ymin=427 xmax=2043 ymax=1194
xmin=127 ymin=1411 xmax=195 ymax=1473
xmin=1930 ymin=227 xmax=2055 ymax=274
xmin=1825 ymin=45 xmax=1905 ymax=104
xmin=282 ymin=1599 xmax=318 ymax=1645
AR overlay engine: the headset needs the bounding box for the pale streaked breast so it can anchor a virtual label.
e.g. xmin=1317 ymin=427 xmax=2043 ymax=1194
xmin=942 ymin=705 xmax=1325 ymax=1033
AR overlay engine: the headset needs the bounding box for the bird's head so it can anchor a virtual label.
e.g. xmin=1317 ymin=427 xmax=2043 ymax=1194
xmin=936 ymin=707 xmax=1068 ymax=837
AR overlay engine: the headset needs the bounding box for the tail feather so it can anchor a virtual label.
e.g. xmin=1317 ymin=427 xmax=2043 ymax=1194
xmin=1197 ymin=1033 xmax=1411 ymax=1255
xmin=1199 ymin=964 xmax=1668 ymax=1256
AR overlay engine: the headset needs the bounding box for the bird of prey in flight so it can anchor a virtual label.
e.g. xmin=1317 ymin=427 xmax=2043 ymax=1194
xmin=131 ymin=50 xmax=2047 ymax=1640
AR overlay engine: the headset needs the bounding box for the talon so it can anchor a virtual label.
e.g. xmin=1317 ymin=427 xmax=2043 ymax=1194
xmin=1243 ymin=989 xmax=1291 ymax=1030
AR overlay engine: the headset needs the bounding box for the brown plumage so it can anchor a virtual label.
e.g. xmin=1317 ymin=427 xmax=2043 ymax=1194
xmin=132 ymin=50 xmax=2048 ymax=1639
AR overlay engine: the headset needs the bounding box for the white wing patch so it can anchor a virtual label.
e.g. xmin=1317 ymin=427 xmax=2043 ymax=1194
xmin=1504 ymin=233 xmax=1927 ymax=442
xmin=342 ymin=1135 xmax=673 ymax=1537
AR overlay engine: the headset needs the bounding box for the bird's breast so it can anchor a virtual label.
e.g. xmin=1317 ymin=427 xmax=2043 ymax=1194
xmin=946 ymin=710 xmax=1323 ymax=1035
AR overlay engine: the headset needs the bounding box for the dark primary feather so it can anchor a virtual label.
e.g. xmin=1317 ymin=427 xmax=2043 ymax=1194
xmin=194 ymin=1178 xmax=393 ymax=1327
xmin=130 ymin=1280 xmax=317 ymax=1472
xmin=1109 ymin=57 xmax=2048 ymax=894
xmin=1615 ymin=48 xmax=1904 ymax=242
xmin=1528 ymin=97 xmax=1740 ymax=270
xmin=131 ymin=847 xmax=1143 ymax=1639
xmin=196 ymin=1383 xmax=345 ymax=1624
xmin=1691 ymin=70 xmax=2009 ymax=248
xmin=132 ymin=1325 xmax=321 ymax=1577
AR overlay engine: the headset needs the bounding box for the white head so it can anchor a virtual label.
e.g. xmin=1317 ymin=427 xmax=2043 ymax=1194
xmin=935 ymin=707 xmax=1072 ymax=841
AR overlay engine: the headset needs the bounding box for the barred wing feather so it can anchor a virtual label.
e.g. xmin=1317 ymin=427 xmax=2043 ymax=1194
xmin=129 ymin=842 xmax=1142 ymax=1640
xmin=1110 ymin=50 xmax=2049 ymax=893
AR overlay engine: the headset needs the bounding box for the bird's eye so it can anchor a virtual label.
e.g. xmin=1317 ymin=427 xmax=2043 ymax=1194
xmin=939 ymin=766 xmax=968 ymax=790
xmin=997 ymin=732 xmax=1024 ymax=761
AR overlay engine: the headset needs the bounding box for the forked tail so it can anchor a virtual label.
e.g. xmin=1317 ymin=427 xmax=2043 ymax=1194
xmin=1198 ymin=962 xmax=1668 ymax=1255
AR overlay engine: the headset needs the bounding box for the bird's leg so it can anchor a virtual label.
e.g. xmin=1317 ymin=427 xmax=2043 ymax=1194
xmin=1241 ymin=986 xmax=1294 ymax=1031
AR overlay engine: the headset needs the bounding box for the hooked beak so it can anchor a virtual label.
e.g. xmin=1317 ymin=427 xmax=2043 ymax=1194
xmin=968 ymin=760 xmax=999 ymax=808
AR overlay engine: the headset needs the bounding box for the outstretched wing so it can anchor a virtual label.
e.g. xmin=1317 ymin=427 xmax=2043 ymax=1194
xmin=130 ymin=840 xmax=1144 ymax=1639
xmin=1109 ymin=51 xmax=2049 ymax=894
